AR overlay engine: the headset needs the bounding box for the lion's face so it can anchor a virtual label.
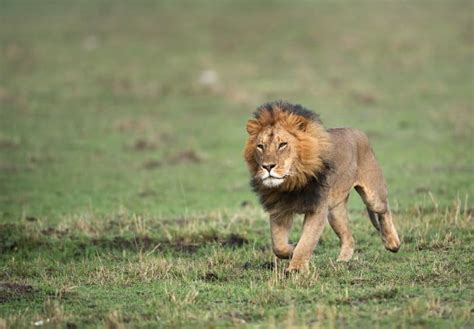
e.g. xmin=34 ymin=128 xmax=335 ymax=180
xmin=244 ymin=104 xmax=332 ymax=191
xmin=252 ymin=126 xmax=298 ymax=188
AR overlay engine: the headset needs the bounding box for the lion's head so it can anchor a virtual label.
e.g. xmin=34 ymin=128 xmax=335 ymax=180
xmin=244 ymin=101 xmax=332 ymax=192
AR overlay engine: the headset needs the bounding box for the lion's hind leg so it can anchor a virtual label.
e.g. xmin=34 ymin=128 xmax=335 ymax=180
xmin=375 ymin=209 xmax=400 ymax=252
xmin=355 ymin=163 xmax=401 ymax=252
xmin=328 ymin=201 xmax=355 ymax=262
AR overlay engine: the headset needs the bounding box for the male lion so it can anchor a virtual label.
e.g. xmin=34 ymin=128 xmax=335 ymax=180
xmin=244 ymin=101 xmax=400 ymax=272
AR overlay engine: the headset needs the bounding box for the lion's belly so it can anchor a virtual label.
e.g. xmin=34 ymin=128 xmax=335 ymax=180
xmin=327 ymin=169 xmax=357 ymax=209
xmin=327 ymin=181 xmax=355 ymax=209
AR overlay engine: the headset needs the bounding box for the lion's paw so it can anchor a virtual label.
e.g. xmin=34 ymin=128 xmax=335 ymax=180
xmin=284 ymin=268 xmax=300 ymax=277
xmin=285 ymin=261 xmax=307 ymax=275
xmin=383 ymin=234 xmax=401 ymax=253
xmin=336 ymin=248 xmax=354 ymax=262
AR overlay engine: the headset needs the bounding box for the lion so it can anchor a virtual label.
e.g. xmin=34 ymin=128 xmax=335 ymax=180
xmin=244 ymin=101 xmax=401 ymax=272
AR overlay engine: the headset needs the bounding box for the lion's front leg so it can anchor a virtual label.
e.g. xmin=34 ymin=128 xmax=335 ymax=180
xmin=286 ymin=206 xmax=328 ymax=272
xmin=270 ymin=213 xmax=294 ymax=259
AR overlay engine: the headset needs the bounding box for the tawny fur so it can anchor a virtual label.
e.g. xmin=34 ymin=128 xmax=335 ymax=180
xmin=244 ymin=101 xmax=401 ymax=272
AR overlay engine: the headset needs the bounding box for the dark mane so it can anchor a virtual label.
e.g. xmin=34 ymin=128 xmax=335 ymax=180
xmin=251 ymin=160 xmax=333 ymax=215
xmin=254 ymin=100 xmax=321 ymax=123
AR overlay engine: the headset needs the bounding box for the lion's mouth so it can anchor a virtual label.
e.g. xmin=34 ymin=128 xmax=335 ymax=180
xmin=261 ymin=174 xmax=289 ymax=188
xmin=262 ymin=173 xmax=288 ymax=180
xmin=262 ymin=177 xmax=285 ymax=188
xmin=265 ymin=175 xmax=287 ymax=180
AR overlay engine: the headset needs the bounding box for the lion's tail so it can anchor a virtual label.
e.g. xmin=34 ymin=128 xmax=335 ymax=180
xmin=367 ymin=208 xmax=381 ymax=232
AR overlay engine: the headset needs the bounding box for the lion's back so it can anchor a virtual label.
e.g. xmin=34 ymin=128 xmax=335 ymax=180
xmin=328 ymin=127 xmax=373 ymax=164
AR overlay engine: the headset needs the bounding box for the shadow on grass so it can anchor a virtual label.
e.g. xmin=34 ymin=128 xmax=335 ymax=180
xmin=0 ymin=282 xmax=36 ymax=303
xmin=0 ymin=223 xmax=249 ymax=257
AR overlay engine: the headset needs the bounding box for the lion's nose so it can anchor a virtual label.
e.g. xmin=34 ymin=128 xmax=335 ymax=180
xmin=262 ymin=163 xmax=276 ymax=172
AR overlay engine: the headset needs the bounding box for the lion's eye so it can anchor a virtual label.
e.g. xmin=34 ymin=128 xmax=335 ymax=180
xmin=257 ymin=144 xmax=264 ymax=151
xmin=279 ymin=142 xmax=288 ymax=149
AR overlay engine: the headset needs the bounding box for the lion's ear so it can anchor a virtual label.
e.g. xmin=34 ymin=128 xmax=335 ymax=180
xmin=246 ymin=120 xmax=260 ymax=135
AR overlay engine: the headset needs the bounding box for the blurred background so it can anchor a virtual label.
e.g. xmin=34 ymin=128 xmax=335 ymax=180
xmin=1 ymin=0 xmax=472 ymax=221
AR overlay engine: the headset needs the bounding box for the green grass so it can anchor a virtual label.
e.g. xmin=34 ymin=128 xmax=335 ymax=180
xmin=0 ymin=0 xmax=473 ymax=328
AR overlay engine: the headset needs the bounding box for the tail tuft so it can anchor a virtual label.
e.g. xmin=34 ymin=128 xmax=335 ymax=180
xmin=367 ymin=208 xmax=380 ymax=231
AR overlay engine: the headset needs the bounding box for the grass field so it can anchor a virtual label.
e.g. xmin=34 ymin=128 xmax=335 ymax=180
xmin=1 ymin=1 xmax=473 ymax=328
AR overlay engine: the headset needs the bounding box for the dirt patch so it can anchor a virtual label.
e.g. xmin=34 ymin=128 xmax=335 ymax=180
xmin=126 ymin=138 xmax=158 ymax=151
xmin=224 ymin=233 xmax=248 ymax=247
xmin=414 ymin=187 xmax=430 ymax=194
xmin=328 ymin=77 xmax=344 ymax=88
xmin=0 ymin=282 xmax=35 ymax=303
xmin=168 ymin=149 xmax=202 ymax=164
xmin=0 ymin=162 xmax=17 ymax=174
xmin=243 ymin=261 xmax=274 ymax=270
xmin=137 ymin=189 xmax=157 ymax=198
xmin=41 ymin=227 xmax=69 ymax=237
xmin=356 ymin=288 xmax=398 ymax=303
xmin=92 ymin=236 xmax=199 ymax=253
xmin=0 ymin=137 xmax=20 ymax=149
xmin=0 ymin=222 xmax=248 ymax=255
xmin=351 ymin=90 xmax=378 ymax=105
xmin=91 ymin=233 xmax=248 ymax=254
xmin=416 ymin=241 xmax=454 ymax=251
xmin=0 ymin=224 xmax=22 ymax=252
xmin=142 ymin=159 xmax=162 ymax=170
xmin=66 ymin=322 xmax=78 ymax=329
xmin=113 ymin=118 xmax=150 ymax=134
xmin=219 ymin=311 xmax=248 ymax=325
xmin=259 ymin=261 xmax=274 ymax=270
xmin=398 ymin=120 xmax=411 ymax=129
xmin=138 ymin=148 xmax=203 ymax=165
xmin=201 ymin=272 xmax=219 ymax=282
xmin=28 ymin=153 xmax=54 ymax=165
